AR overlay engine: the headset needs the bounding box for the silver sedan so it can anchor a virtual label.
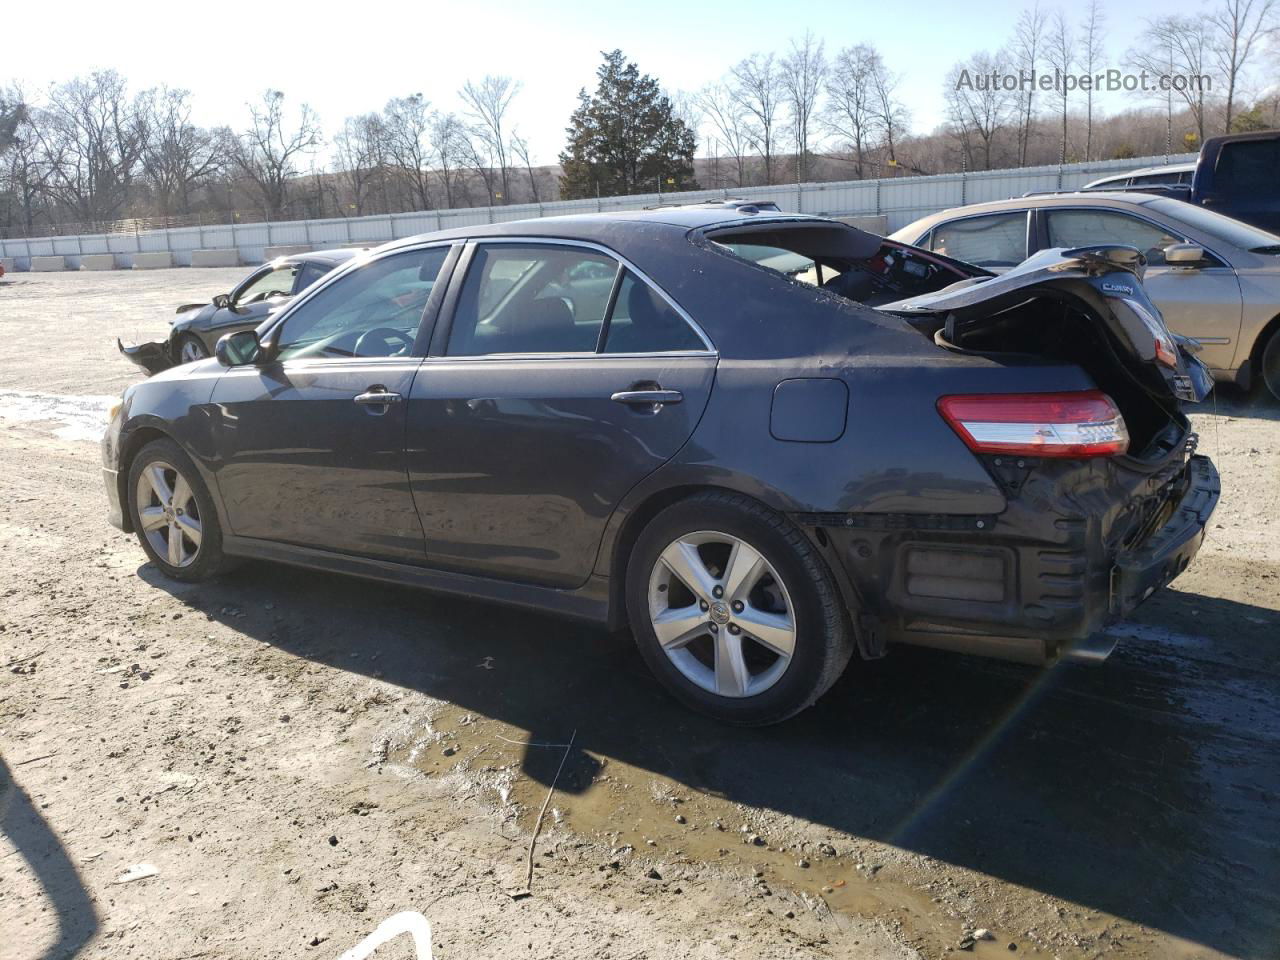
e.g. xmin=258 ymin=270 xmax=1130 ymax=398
xmin=891 ymin=192 xmax=1280 ymax=397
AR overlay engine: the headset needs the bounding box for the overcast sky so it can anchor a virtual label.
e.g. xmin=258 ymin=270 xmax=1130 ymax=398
xmin=8 ymin=0 xmax=1276 ymax=165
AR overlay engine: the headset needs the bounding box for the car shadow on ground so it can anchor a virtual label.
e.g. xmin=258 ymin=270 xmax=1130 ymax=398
xmin=140 ymin=560 xmax=1280 ymax=957
xmin=0 ymin=756 xmax=100 ymax=959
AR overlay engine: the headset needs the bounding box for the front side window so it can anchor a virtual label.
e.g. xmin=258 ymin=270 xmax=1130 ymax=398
xmin=1046 ymin=209 xmax=1182 ymax=266
xmin=234 ymin=264 xmax=298 ymax=307
xmin=275 ymin=247 xmax=449 ymax=361
xmin=929 ymin=212 xmax=1027 ymax=267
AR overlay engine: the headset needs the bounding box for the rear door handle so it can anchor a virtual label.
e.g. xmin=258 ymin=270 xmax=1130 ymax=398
xmin=354 ymin=387 xmax=402 ymax=405
xmin=610 ymin=389 xmax=683 ymax=406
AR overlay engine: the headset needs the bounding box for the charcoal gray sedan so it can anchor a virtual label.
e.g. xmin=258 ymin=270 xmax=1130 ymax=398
xmin=103 ymin=204 xmax=1218 ymax=724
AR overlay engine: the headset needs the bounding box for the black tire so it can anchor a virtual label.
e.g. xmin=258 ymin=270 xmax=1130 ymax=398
xmin=126 ymin=438 xmax=229 ymax=582
xmin=175 ymin=333 xmax=209 ymax=365
xmin=1256 ymin=327 xmax=1280 ymax=404
xmin=625 ymin=491 xmax=853 ymax=725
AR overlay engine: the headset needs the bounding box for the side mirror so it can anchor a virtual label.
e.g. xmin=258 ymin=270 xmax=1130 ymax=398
xmin=1165 ymin=243 xmax=1205 ymax=266
xmin=212 ymin=293 xmax=231 ymax=309
xmin=215 ymin=329 xmax=262 ymax=367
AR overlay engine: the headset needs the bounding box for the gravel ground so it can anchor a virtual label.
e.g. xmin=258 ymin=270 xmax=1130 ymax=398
xmin=2 ymin=269 xmax=1279 ymax=960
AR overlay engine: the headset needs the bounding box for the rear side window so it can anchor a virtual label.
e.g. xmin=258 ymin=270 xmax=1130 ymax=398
xmin=1214 ymin=140 xmax=1280 ymax=200
xmin=603 ymin=271 xmax=706 ymax=353
xmin=1045 ymin=210 xmax=1182 ymax=266
xmin=447 ymin=245 xmax=705 ymax=356
xmin=296 ymin=261 xmax=331 ymax=291
xmin=929 ymin=213 xmax=1026 ymax=267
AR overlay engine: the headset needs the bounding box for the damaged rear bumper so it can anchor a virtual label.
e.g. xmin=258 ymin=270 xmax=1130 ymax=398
xmin=117 ymin=337 xmax=175 ymax=375
xmin=800 ymin=452 xmax=1219 ymax=665
xmin=1111 ymin=454 xmax=1219 ymax=615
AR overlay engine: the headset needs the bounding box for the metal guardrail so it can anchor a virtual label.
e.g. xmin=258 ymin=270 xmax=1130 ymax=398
xmin=0 ymin=154 xmax=1196 ymax=269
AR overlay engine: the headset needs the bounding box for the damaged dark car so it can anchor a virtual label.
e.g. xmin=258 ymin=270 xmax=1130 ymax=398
xmin=118 ymin=248 xmax=362 ymax=374
xmin=102 ymin=204 xmax=1219 ymax=725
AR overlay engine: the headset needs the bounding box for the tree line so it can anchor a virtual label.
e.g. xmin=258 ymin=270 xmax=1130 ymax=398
xmin=1 ymin=4 xmax=1276 ymax=239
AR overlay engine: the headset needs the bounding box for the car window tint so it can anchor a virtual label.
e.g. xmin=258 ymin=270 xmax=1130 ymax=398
xmin=296 ymin=261 xmax=331 ymax=292
xmin=276 ymin=247 xmax=449 ymax=361
xmin=603 ymin=271 xmax=705 ymax=354
xmin=928 ymin=213 xmax=1026 ymax=267
xmin=447 ymin=245 xmax=619 ymax=356
xmin=1046 ymin=209 xmax=1182 ymax=266
xmin=236 ymin=264 xmax=298 ymax=306
xmin=1215 ymin=140 xmax=1280 ymax=200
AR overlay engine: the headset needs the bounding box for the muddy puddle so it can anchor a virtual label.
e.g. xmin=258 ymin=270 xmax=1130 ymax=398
xmin=378 ymin=698 xmax=1149 ymax=959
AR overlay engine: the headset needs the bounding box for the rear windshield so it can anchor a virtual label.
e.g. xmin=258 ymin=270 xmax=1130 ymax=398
xmin=1147 ymin=198 xmax=1280 ymax=251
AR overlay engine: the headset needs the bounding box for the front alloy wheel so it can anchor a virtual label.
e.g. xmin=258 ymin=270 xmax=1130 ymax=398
xmin=135 ymin=461 xmax=203 ymax=567
xmin=648 ymin=531 xmax=797 ymax=698
xmin=177 ymin=334 xmax=209 ymax=364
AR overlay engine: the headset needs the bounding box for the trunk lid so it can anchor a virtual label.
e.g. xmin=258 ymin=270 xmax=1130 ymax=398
xmin=877 ymin=244 xmax=1214 ymax=404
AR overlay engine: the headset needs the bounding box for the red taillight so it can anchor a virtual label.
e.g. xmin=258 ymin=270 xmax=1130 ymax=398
xmin=938 ymin=390 xmax=1129 ymax=458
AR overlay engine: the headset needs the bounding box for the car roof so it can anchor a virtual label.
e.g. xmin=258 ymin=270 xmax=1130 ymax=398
xmin=380 ymin=206 xmax=834 ymax=252
xmin=284 ymin=248 xmax=365 ymax=267
xmin=890 ymin=191 xmax=1166 ymax=239
xmin=1091 ymin=162 xmax=1196 ymax=181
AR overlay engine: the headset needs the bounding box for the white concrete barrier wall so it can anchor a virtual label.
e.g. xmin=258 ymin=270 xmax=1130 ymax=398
xmin=0 ymin=257 xmax=14 ymax=273
xmin=132 ymin=252 xmax=174 ymax=269
xmin=31 ymin=255 xmax=67 ymax=272
xmin=191 ymin=249 xmax=241 ymax=267
xmin=80 ymin=254 xmax=116 ymax=271
xmin=264 ymin=244 xmax=311 ymax=260
xmin=0 ymin=154 xmax=1196 ymax=268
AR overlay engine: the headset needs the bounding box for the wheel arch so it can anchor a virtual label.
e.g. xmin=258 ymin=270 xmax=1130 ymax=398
xmin=1241 ymin=310 xmax=1280 ymax=392
xmin=115 ymin=424 xmax=177 ymax=532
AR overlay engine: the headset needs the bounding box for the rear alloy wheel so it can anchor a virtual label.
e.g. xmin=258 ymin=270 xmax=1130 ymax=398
xmin=127 ymin=439 xmax=227 ymax=581
xmin=176 ymin=334 xmax=209 ymax=365
xmin=648 ymin=531 xmax=797 ymax=699
xmin=627 ymin=492 xmax=853 ymax=725
xmin=1260 ymin=327 xmax=1280 ymax=402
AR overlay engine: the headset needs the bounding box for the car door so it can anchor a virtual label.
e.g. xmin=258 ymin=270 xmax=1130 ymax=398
xmin=924 ymin=210 xmax=1030 ymax=273
xmin=406 ymin=240 xmax=717 ymax=589
xmin=207 ymin=244 xmax=457 ymax=561
xmin=1040 ymin=207 xmax=1243 ymax=373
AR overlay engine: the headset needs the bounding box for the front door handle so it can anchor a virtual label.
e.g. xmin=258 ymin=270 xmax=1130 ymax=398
xmin=611 ymin=389 xmax=683 ymax=407
xmin=354 ymin=387 xmax=402 ymax=406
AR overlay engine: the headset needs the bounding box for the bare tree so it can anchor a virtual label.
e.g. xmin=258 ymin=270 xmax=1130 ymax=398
xmin=225 ymin=90 xmax=321 ymax=219
xmin=33 ymin=70 xmax=146 ymax=225
xmin=781 ymin=31 xmax=827 ymax=182
xmin=1012 ymin=5 xmax=1048 ymax=165
xmin=1208 ymin=0 xmax=1278 ymax=132
xmin=333 ymin=113 xmax=387 ymax=216
xmin=695 ymin=83 xmax=751 ymax=187
xmin=382 ymin=94 xmax=434 ymax=211
xmin=1046 ymin=10 xmax=1076 ymax=162
xmin=138 ymin=87 xmax=222 ymax=218
xmin=429 ymin=111 xmax=466 ymax=209
xmin=730 ymin=53 xmax=782 ymax=185
xmin=510 ymin=132 xmax=540 ymax=202
xmin=868 ymin=52 xmax=909 ymax=172
xmin=946 ymin=52 xmax=1016 ymax=170
xmin=0 ymin=85 xmax=49 ymax=235
xmin=825 ymin=45 xmax=876 ymax=178
xmin=459 ymin=75 xmax=520 ymax=203
xmin=1128 ymin=17 xmax=1212 ymax=146
xmin=1079 ymin=0 xmax=1106 ymax=159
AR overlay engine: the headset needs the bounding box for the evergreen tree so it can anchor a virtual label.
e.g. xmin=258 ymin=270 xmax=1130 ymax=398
xmin=559 ymin=50 xmax=698 ymax=199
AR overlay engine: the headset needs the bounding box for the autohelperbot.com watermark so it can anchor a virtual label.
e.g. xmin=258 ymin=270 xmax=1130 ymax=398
xmin=955 ymin=68 xmax=1213 ymax=94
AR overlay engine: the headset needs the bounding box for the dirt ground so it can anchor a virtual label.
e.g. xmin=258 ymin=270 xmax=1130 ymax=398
xmin=2 ymin=268 xmax=1279 ymax=960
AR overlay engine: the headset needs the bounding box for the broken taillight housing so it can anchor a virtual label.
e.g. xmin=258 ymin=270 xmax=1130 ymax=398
xmin=938 ymin=390 xmax=1129 ymax=458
